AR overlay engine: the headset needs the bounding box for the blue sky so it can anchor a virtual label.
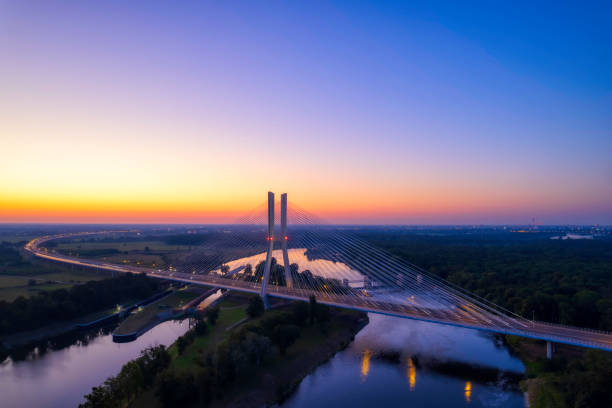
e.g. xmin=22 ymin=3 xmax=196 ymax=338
xmin=1 ymin=1 xmax=611 ymax=224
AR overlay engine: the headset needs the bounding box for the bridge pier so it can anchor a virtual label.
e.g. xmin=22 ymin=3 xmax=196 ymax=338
xmin=546 ymin=341 xmax=554 ymax=359
xmin=281 ymin=193 xmax=293 ymax=288
xmin=260 ymin=192 xmax=274 ymax=310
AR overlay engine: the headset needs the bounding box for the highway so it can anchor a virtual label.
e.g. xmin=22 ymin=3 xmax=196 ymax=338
xmin=25 ymin=232 xmax=612 ymax=352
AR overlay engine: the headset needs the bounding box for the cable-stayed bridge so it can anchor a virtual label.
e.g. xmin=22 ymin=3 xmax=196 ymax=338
xmin=25 ymin=192 xmax=612 ymax=356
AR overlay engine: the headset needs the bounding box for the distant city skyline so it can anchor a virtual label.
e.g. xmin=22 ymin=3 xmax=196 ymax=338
xmin=1 ymin=1 xmax=611 ymax=224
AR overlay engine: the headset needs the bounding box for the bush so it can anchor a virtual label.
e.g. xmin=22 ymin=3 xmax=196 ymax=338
xmin=195 ymin=319 xmax=209 ymax=336
xmin=177 ymin=336 xmax=189 ymax=355
xmin=309 ymin=295 xmax=317 ymax=324
xmin=80 ymin=345 xmax=170 ymax=407
xmin=205 ymin=306 xmax=220 ymax=325
xmin=292 ymin=301 xmax=309 ymax=326
xmin=0 ymin=273 xmax=164 ymax=335
xmin=247 ymin=296 xmax=265 ymax=318
xmin=260 ymin=312 xmax=292 ymax=338
xmin=156 ymin=371 xmax=198 ymax=407
xmin=272 ymin=324 xmax=301 ymax=355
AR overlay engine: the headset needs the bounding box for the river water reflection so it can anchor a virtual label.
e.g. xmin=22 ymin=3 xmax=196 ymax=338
xmin=0 ymin=319 xmax=190 ymax=408
xmin=1 ymin=310 xmax=526 ymax=407
xmin=282 ymin=313 xmax=525 ymax=408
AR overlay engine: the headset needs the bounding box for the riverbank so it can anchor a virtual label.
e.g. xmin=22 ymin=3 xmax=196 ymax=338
xmin=0 ymin=319 xmax=192 ymax=408
xmin=0 ymin=273 xmax=167 ymax=350
xmin=0 ymin=288 xmax=173 ymax=351
xmin=505 ymin=335 xmax=612 ymax=407
xmin=213 ymin=307 xmax=369 ymax=408
xmin=82 ymin=294 xmax=368 ymax=408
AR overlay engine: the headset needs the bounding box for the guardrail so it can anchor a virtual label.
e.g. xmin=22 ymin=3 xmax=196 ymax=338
xmin=26 ymin=231 xmax=612 ymax=352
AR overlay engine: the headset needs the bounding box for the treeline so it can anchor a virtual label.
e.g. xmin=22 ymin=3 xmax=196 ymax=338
xmin=521 ymin=347 xmax=612 ymax=407
xmin=242 ymin=258 xmax=349 ymax=294
xmin=362 ymin=231 xmax=612 ymax=330
xmin=0 ymin=242 xmax=26 ymax=267
xmin=158 ymin=297 xmax=330 ymax=407
xmin=80 ymin=345 xmax=171 ymax=407
xmin=0 ymin=273 xmax=164 ymax=335
xmin=57 ymin=248 xmax=122 ymax=257
xmin=163 ymin=234 xmax=210 ymax=246
xmin=82 ymin=296 xmax=332 ymax=407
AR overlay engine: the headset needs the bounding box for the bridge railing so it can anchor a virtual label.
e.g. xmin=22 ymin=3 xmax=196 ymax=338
xmin=27 ymin=234 xmax=612 ymax=351
xmin=533 ymin=320 xmax=612 ymax=335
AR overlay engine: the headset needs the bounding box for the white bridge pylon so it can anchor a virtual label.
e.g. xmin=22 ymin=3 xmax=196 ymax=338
xmin=260 ymin=192 xmax=293 ymax=308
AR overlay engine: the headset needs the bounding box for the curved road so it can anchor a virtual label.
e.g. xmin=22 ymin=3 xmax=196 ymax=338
xmin=25 ymin=232 xmax=612 ymax=352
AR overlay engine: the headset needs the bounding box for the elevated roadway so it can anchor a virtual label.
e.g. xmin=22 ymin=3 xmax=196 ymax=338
xmin=26 ymin=232 xmax=612 ymax=352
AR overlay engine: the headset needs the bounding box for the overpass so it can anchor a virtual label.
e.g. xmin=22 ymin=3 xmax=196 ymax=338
xmin=25 ymin=193 xmax=612 ymax=357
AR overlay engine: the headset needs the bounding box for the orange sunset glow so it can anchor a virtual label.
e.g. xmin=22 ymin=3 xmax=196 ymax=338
xmin=1 ymin=1 xmax=610 ymax=225
xmin=1 ymin=3 xmax=611 ymax=408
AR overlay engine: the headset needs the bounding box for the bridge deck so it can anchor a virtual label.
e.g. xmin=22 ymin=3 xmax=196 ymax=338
xmin=26 ymin=235 xmax=612 ymax=352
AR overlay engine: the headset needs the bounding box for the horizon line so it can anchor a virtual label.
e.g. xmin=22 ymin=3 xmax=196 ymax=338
xmin=1 ymin=222 xmax=610 ymax=228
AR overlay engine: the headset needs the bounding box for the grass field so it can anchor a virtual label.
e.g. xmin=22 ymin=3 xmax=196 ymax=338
xmin=0 ymin=231 xmax=198 ymax=302
xmin=49 ymin=240 xmax=193 ymax=269
xmin=0 ymin=270 xmax=107 ymax=301
xmin=170 ymin=305 xmax=248 ymax=371
xmin=0 ymin=232 xmax=191 ymax=303
xmin=102 ymin=253 xmax=167 ymax=268
xmin=53 ymin=241 xmax=192 ymax=253
xmin=132 ymin=297 xmax=365 ymax=408
xmin=0 ymin=234 xmax=41 ymax=244
xmin=0 ymin=275 xmax=31 ymax=288
xmin=0 ymin=283 xmax=75 ymax=302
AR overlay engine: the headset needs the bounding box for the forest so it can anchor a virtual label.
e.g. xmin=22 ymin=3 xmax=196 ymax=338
xmin=0 ymin=273 xmax=164 ymax=335
xmin=358 ymin=229 xmax=612 ymax=331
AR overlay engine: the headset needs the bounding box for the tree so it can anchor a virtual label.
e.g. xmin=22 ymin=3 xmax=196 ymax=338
xmin=272 ymin=324 xmax=300 ymax=355
xmin=156 ymin=371 xmax=198 ymax=407
xmin=79 ymin=385 xmax=112 ymax=408
xmin=309 ymin=295 xmax=317 ymax=325
xmin=177 ymin=336 xmax=189 ymax=355
xmin=247 ymin=296 xmax=265 ymax=318
xmin=114 ymin=360 xmax=144 ymax=403
xmin=138 ymin=345 xmax=171 ymax=387
xmin=316 ymin=303 xmax=331 ymax=324
xmin=292 ymin=301 xmax=309 ymax=326
xmin=0 ymin=273 xmax=164 ymax=336
xmin=205 ymin=306 xmax=220 ymax=325
xmin=241 ymin=331 xmax=271 ymax=366
xmin=244 ymin=263 xmax=253 ymax=276
xmin=195 ymin=319 xmax=208 ymax=336
xmin=196 ymin=367 xmax=215 ymax=406
xmin=215 ymin=343 xmax=236 ymax=383
xmin=81 ymin=346 xmax=165 ymax=407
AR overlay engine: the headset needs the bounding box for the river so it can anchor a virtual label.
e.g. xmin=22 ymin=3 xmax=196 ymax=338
xmin=0 ymin=313 xmax=526 ymax=408
xmin=282 ymin=313 xmax=526 ymax=408
xmin=0 ymin=319 xmax=190 ymax=408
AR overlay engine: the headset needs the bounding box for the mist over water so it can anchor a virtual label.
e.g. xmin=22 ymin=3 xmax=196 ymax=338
xmin=0 ymin=310 xmax=526 ymax=408
xmin=282 ymin=314 xmax=525 ymax=408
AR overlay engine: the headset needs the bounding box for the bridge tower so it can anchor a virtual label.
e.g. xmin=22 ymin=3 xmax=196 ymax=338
xmin=546 ymin=341 xmax=554 ymax=359
xmin=281 ymin=193 xmax=293 ymax=288
xmin=260 ymin=192 xmax=275 ymax=309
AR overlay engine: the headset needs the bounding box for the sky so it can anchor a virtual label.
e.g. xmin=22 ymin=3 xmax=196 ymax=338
xmin=1 ymin=1 xmax=611 ymax=225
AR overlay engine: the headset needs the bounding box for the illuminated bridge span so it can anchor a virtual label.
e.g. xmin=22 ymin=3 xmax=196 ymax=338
xmin=25 ymin=192 xmax=612 ymax=356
